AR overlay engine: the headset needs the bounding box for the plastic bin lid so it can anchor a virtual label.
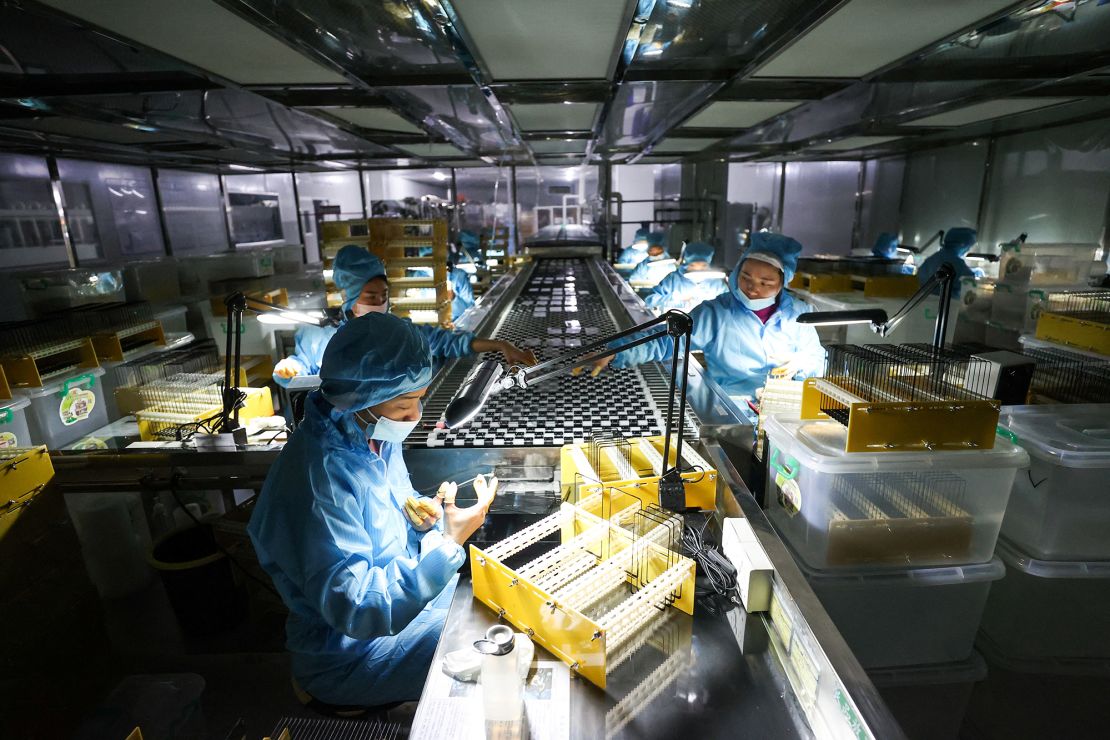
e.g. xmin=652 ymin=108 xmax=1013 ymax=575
xmin=998 ymin=404 xmax=1110 ymax=468
xmin=1018 ymin=333 xmax=1109 ymax=360
xmin=153 ymin=304 xmax=187 ymax=318
xmin=867 ymin=650 xmax=987 ymax=688
xmin=995 ymin=537 xmax=1110 ymax=579
xmin=799 ymin=555 xmax=1005 ymax=586
xmin=21 ymin=366 xmax=106 ymax=398
xmin=764 ymin=415 xmax=1029 ymax=474
xmin=0 ymin=396 xmax=31 ymax=413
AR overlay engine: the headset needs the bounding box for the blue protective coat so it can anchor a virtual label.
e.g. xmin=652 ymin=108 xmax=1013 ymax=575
xmin=248 ymin=316 xmax=466 ymax=706
xmin=630 ymin=250 xmax=670 ymax=281
xmin=644 ymin=271 xmax=729 ymax=312
xmin=872 ymin=232 xmax=899 ymax=259
xmin=274 ymin=246 xmax=473 ymax=386
xmin=617 ymin=227 xmax=652 ymax=264
xmin=613 ymin=260 xmax=824 ymax=398
xmin=918 ymin=227 xmax=978 ymax=298
xmin=644 ymin=242 xmax=726 ymax=311
xmin=449 ymin=267 xmax=475 ymax=321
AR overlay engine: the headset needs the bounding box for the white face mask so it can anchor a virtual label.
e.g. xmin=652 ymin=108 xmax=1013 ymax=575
xmin=352 ymin=301 xmax=388 ymax=317
xmin=738 ymin=292 xmax=777 ymax=311
xmin=355 ymin=406 xmax=421 ymax=444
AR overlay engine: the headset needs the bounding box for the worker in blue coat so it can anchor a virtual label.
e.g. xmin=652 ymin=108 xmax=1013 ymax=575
xmin=448 ymin=260 xmax=475 ymax=321
xmin=250 ymin=314 xmax=498 ymax=707
xmin=587 ymin=233 xmax=824 ymax=399
xmin=917 ymin=227 xmax=979 ymax=298
xmin=644 ymin=241 xmax=728 ymax=312
xmin=617 ymin=225 xmax=652 ymax=265
xmin=627 ymin=232 xmax=674 ymax=285
xmin=871 ymin=232 xmax=914 ymax=274
xmin=273 ymin=246 xmax=535 ymax=385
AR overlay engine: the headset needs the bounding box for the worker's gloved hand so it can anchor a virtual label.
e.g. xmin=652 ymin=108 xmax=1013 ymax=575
xmin=500 ymin=342 xmax=538 ymax=367
xmin=572 ymin=354 xmax=614 ymax=378
xmin=404 ymin=495 xmax=442 ymax=532
xmin=441 ymin=474 xmax=497 ymax=546
xmin=273 ymin=359 xmax=300 ymax=380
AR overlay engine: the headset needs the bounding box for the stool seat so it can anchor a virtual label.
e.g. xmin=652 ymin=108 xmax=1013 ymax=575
xmin=290 ymin=675 xmax=402 ymax=719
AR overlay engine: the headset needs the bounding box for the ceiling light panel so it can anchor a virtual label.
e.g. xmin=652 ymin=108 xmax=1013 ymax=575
xmin=684 ymin=101 xmax=802 ymax=128
xmin=753 ymin=0 xmax=1016 ymax=79
xmin=810 ymin=136 xmax=903 ymax=151
xmin=653 ymin=138 xmax=718 ymax=153
xmin=325 ymin=108 xmax=424 ymax=133
xmin=451 ymin=0 xmax=628 ymax=80
xmin=401 ymin=143 xmax=469 ymax=158
xmin=903 ymin=98 xmax=1078 ymax=127
xmin=39 ymin=0 xmax=347 ymax=85
xmin=530 ymin=140 xmax=587 ymax=154
xmin=510 ymin=103 xmax=600 ymax=131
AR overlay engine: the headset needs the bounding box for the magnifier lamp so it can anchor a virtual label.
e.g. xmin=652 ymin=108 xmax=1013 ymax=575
xmin=443 ymin=309 xmax=696 ymax=511
xmin=209 ymin=292 xmax=331 ymax=446
xmin=797 ymin=263 xmax=957 ymax=350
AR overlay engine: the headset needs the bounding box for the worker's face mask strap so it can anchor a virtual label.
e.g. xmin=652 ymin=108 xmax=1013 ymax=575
xmin=355 ymin=405 xmax=421 ymax=444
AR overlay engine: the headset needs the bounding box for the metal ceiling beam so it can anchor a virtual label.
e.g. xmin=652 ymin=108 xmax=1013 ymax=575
xmin=0 ymin=71 xmax=221 ymax=98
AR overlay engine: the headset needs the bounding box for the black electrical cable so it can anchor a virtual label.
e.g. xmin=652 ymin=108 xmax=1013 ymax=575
xmin=682 ymin=517 xmax=741 ymax=616
xmin=168 ymin=473 xmax=283 ymax=600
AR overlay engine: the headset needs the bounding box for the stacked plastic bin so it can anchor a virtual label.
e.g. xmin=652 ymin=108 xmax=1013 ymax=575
xmin=981 ymin=405 xmax=1110 ymax=673
xmin=764 ymin=414 xmax=1029 ymax=738
xmin=983 ymin=242 xmax=1103 ymax=351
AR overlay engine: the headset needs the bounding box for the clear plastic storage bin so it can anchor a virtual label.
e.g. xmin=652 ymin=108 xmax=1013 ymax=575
xmin=868 ymin=652 xmax=987 ymax=740
xmin=980 ymin=538 xmax=1110 ymax=661
xmin=765 ymin=416 xmax=1027 ymax=570
xmin=21 ymin=367 xmax=108 ymax=449
xmin=998 ymin=242 xmax=1101 ymax=286
xmin=798 ymin=554 xmax=1004 ymax=668
xmin=152 ymin=304 xmax=188 ymax=334
xmin=997 ymin=404 xmax=1110 ymax=560
xmin=0 ymin=397 xmax=32 ymax=449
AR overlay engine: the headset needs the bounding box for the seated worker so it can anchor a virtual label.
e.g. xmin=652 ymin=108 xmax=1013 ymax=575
xmin=627 ymin=232 xmax=675 ymax=286
xmin=588 ymin=233 xmax=824 ymax=399
xmin=918 ymin=227 xmax=979 ymax=298
xmin=273 ymin=245 xmax=535 ymax=385
xmin=447 ymin=260 xmax=475 ymax=322
xmin=645 ymin=241 xmax=728 ymax=312
xmin=871 ymin=232 xmax=914 ymax=274
xmin=617 ymin=223 xmax=652 ymax=265
xmin=249 ymin=313 xmax=498 ymax=707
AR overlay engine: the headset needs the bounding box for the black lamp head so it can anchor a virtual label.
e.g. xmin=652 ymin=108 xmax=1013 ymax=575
xmin=796 ymin=309 xmax=888 ymax=328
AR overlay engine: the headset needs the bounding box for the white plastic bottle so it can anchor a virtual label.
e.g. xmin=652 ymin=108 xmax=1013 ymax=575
xmin=475 ymin=624 xmax=523 ymax=722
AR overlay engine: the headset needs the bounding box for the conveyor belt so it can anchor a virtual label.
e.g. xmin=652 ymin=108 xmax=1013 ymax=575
xmin=414 ymin=257 xmax=698 ymax=448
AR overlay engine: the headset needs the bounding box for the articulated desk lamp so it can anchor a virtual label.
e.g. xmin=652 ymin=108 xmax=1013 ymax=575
xmin=208 ymin=292 xmax=330 ymax=447
xmin=443 ymin=310 xmax=695 ymax=511
xmin=797 ymin=263 xmax=957 ymax=350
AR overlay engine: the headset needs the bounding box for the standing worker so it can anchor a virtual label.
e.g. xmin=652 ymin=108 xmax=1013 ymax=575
xmin=273 ymin=245 xmax=535 ymax=385
xmin=587 ymin=233 xmax=824 ymax=399
xmin=917 ymin=227 xmax=979 ymax=297
xmin=250 ymin=314 xmax=497 ymax=708
xmin=447 ymin=260 xmax=475 ymax=322
xmin=644 ymin=241 xmax=728 ymax=312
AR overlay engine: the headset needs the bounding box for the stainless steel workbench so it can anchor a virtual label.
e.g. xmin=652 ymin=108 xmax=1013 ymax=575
xmin=46 ymin=252 xmax=904 ymax=739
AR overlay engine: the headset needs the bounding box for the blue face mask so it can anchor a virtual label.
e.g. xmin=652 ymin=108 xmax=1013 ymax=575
xmin=739 ymin=292 xmax=777 ymax=311
xmin=356 ymin=406 xmax=421 ymax=443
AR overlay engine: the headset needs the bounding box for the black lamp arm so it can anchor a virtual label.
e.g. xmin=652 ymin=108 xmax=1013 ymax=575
xmin=879 ymin=263 xmax=955 ymax=336
xmin=219 ymin=292 xmax=249 ymax=434
xmin=509 ymin=310 xmax=695 ymax=484
xmin=513 ymin=310 xmax=693 ymax=388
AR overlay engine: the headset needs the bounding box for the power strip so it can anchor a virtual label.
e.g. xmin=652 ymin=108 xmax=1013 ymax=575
xmin=720 ymin=517 xmax=774 ymax=613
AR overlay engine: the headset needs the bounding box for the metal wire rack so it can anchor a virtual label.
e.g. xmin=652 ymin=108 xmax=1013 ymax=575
xmin=801 ymin=343 xmax=1001 ymax=452
xmin=1022 ymin=345 xmax=1110 ymax=403
xmin=1036 ymin=290 xmax=1110 ymax=355
xmin=110 ymin=339 xmax=220 ymax=391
